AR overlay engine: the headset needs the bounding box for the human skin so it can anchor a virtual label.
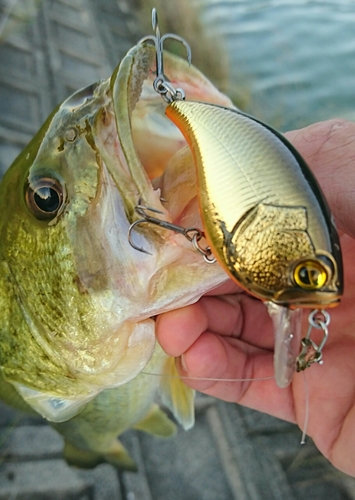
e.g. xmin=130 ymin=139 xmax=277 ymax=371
xmin=156 ymin=119 xmax=355 ymax=477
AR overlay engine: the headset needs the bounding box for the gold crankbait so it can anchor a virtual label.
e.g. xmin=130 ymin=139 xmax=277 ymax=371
xmin=135 ymin=9 xmax=343 ymax=387
xmin=166 ymin=101 xmax=342 ymax=309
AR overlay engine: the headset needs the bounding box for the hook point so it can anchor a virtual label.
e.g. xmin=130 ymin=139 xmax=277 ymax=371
xmin=152 ymin=8 xmax=158 ymax=31
xmin=128 ymin=220 xmax=153 ymax=255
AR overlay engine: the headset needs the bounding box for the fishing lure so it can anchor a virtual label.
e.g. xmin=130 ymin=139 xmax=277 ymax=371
xmin=131 ymin=9 xmax=343 ymax=388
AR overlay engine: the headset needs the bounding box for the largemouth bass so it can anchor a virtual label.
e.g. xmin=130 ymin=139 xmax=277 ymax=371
xmin=0 ymin=42 xmax=232 ymax=468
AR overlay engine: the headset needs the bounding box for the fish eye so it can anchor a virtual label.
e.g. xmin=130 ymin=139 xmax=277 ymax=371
xmin=293 ymin=259 xmax=328 ymax=290
xmin=26 ymin=178 xmax=65 ymax=221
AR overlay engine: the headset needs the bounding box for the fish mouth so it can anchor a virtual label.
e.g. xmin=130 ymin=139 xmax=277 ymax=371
xmin=107 ymin=43 xmax=235 ymax=228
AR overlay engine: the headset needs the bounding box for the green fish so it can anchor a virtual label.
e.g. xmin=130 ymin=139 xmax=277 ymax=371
xmin=0 ymin=42 xmax=232 ymax=469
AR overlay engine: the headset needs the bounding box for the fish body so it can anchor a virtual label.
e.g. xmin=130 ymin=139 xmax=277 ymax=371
xmin=166 ymin=101 xmax=343 ymax=308
xmin=0 ymin=344 xmax=184 ymax=470
xmin=0 ymin=43 xmax=233 ymax=466
xmin=52 ymin=345 xmax=187 ymax=470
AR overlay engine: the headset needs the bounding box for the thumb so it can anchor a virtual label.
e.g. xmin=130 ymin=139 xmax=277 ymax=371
xmin=285 ymin=119 xmax=355 ymax=238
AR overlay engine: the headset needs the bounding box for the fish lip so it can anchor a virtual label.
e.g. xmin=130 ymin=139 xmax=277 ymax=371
xmin=109 ymin=42 xmax=235 ymax=217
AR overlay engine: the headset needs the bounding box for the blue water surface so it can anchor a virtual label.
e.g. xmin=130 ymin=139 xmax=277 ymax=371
xmin=195 ymin=0 xmax=355 ymax=130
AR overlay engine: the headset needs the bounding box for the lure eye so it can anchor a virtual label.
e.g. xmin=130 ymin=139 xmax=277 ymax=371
xmin=293 ymin=260 xmax=328 ymax=290
xmin=26 ymin=178 xmax=65 ymax=221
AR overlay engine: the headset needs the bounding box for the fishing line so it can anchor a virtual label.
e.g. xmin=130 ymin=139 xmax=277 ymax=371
xmin=141 ymin=371 xmax=275 ymax=382
xmin=144 ymin=369 xmax=312 ymax=451
xmin=300 ymin=370 xmax=310 ymax=444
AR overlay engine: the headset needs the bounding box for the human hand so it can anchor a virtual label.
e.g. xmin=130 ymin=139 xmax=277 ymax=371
xmin=156 ymin=119 xmax=355 ymax=476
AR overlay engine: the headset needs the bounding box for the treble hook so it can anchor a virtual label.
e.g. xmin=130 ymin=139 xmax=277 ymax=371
xmin=128 ymin=202 xmax=216 ymax=263
xmin=139 ymin=8 xmax=192 ymax=102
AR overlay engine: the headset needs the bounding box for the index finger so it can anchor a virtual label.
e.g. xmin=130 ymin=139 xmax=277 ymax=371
xmin=156 ymin=292 xmax=274 ymax=358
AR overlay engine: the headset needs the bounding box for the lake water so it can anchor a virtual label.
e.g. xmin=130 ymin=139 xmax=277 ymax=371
xmin=194 ymin=0 xmax=355 ymax=131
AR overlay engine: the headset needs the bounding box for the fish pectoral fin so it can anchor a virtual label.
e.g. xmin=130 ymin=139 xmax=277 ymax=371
xmin=104 ymin=440 xmax=138 ymax=471
xmin=133 ymin=403 xmax=177 ymax=437
xmin=63 ymin=440 xmax=137 ymax=472
xmin=160 ymin=357 xmax=195 ymax=431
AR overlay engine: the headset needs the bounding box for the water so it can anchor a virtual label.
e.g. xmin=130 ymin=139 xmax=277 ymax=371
xmin=194 ymin=0 xmax=355 ymax=131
